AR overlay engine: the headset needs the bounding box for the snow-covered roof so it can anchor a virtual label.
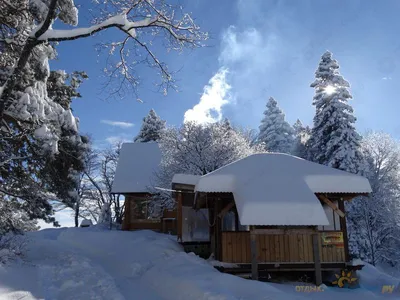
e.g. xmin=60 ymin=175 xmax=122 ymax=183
xmin=172 ymin=174 xmax=201 ymax=186
xmin=111 ymin=143 xmax=161 ymax=193
xmin=195 ymin=153 xmax=371 ymax=226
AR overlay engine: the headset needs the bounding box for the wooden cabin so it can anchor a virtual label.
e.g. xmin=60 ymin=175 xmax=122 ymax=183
xmin=170 ymin=174 xmax=210 ymax=257
xmin=112 ymin=143 xmax=372 ymax=284
xmin=172 ymin=153 xmax=372 ymax=284
xmin=111 ymin=142 xmax=176 ymax=232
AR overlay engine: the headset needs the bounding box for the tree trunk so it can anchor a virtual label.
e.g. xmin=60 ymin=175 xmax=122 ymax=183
xmin=0 ymin=0 xmax=58 ymax=119
xmin=0 ymin=40 xmax=37 ymax=119
xmin=74 ymin=202 xmax=80 ymax=227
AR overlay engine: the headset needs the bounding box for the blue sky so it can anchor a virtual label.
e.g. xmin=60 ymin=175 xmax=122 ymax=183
xmin=42 ymin=0 xmax=400 ymax=227
xmin=51 ymin=0 xmax=400 ymax=147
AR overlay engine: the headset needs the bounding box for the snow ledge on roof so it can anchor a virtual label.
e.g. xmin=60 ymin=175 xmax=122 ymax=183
xmin=111 ymin=143 xmax=162 ymax=194
xmin=194 ymin=153 xmax=372 ymax=226
xmin=172 ymin=174 xmax=201 ymax=186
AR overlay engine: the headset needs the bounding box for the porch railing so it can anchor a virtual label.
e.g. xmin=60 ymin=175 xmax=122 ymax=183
xmin=221 ymin=231 xmax=345 ymax=263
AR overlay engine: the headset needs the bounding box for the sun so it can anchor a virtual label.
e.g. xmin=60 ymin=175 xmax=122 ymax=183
xmin=332 ymin=270 xmax=358 ymax=288
xmin=324 ymin=85 xmax=336 ymax=95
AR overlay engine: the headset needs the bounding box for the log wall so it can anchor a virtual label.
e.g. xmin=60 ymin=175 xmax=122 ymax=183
xmin=127 ymin=219 xmax=162 ymax=231
xmin=221 ymin=231 xmax=346 ymax=263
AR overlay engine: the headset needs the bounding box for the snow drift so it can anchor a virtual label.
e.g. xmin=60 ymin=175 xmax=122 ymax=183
xmin=0 ymin=227 xmax=398 ymax=299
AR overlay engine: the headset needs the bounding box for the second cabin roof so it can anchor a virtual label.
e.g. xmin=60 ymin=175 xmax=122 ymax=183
xmin=176 ymin=153 xmax=372 ymax=226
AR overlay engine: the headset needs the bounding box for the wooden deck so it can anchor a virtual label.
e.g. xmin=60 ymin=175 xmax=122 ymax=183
xmin=221 ymin=231 xmax=345 ymax=263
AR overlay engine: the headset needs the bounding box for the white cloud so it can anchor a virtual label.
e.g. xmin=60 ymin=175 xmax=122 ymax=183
xmin=382 ymin=77 xmax=392 ymax=80
xmin=184 ymin=69 xmax=231 ymax=124
xmin=101 ymin=120 xmax=134 ymax=128
xmin=185 ymin=15 xmax=282 ymax=125
xmin=105 ymin=133 xmax=131 ymax=145
xmin=220 ymin=26 xmax=278 ymax=72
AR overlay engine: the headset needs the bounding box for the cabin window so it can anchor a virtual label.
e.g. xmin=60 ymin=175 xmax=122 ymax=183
xmin=222 ymin=211 xmax=235 ymax=231
xmin=318 ymin=201 xmax=341 ymax=231
xmin=182 ymin=207 xmax=210 ymax=242
xmin=131 ymin=199 xmax=150 ymax=219
xmin=222 ymin=211 xmax=249 ymax=231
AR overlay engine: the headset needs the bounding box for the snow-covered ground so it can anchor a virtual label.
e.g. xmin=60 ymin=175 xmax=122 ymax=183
xmin=0 ymin=227 xmax=399 ymax=299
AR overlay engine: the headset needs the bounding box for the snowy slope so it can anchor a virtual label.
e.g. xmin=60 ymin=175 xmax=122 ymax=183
xmin=0 ymin=227 xmax=399 ymax=299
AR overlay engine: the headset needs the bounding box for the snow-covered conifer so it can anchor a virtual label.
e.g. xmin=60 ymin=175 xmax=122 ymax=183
xmin=258 ymin=97 xmax=294 ymax=153
xmin=307 ymin=51 xmax=363 ymax=173
xmin=134 ymin=109 xmax=166 ymax=143
xmin=307 ymin=51 xmax=366 ymax=259
xmin=292 ymin=119 xmax=311 ymax=158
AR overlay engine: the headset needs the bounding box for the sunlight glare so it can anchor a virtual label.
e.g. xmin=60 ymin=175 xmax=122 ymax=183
xmin=324 ymin=85 xmax=336 ymax=95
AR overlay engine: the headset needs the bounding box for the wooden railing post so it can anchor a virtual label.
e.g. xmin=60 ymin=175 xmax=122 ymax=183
xmin=250 ymin=226 xmax=258 ymax=280
xmin=177 ymin=192 xmax=183 ymax=242
xmin=312 ymin=233 xmax=322 ymax=286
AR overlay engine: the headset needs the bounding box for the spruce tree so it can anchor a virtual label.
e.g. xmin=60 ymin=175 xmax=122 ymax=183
xmin=307 ymin=51 xmax=365 ymax=259
xmin=134 ymin=109 xmax=166 ymax=143
xmin=258 ymin=97 xmax=294 ymax=153
xmin=292 ymin=119 xmax=310 ymax=159
xmin=307 ymin=51 xmax=363 ymax=173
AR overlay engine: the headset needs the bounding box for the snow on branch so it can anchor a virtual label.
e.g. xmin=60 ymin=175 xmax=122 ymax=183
xmin=33 ymin=14 xmax=145 ymax=41
xmin=34 ymin=2 xmax=206 ymax=47
xmin=25 ymin=0 xmax=206 ymax=99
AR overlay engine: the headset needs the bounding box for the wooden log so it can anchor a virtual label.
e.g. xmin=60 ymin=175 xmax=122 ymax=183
xmin=252 ymin=228 xmax=316 ymax=235
xmin=312 ymin=233 xmax=322 ymax=286
xmin=318 ymin=195 xmax=345 ymax=218
xmin=218 ymin=201 xmax=234 ymax=218
xmin=250 ymin=227 xmax=258 ymax=280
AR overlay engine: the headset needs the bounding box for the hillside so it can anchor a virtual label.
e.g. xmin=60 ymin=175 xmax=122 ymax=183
xmin=0 ymin=227 xmax=399 ymax=299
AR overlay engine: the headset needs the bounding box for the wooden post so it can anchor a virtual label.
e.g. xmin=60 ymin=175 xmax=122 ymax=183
xmin=250 ymin=226 xmax=258 ymax=280
xmin=312 ymin=233 xmax=322 ymax=286
xmin=122 ymin=195 xmax=130 ymax=230
xmin=318 ymin=194 xmax=345 ymax=218
xmin=218 ymin=201 xmax=234 ymax=218
xmin=162 ymin=219 xmax=166 ymax=234
xmin=234 ymin=208 xmax=239 ymax=232
xmin=338 ymin=200 xmax=350 ymax=262
xmin=177 ymin=192 xmax=183 ymax=242
xmin=208 ymin=197 xmax=215 ymax=257
xmin=214 ymin=199 xmax=222 ymax=260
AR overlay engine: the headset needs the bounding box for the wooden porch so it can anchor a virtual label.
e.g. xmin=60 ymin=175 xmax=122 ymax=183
xmin=188 ymin=191 xmax=356 ymax=283
xmin=221 ymin=231 xmax=345 ymax=264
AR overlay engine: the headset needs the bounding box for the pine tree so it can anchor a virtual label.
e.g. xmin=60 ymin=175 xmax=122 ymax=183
xmin=134 ymin=109 xmax=166 ymax=143
xmin=307 ymin=51 xmax=363 ymax=174
xmin=292 ymin=119 xmax=310 ymax=158
xmin=258 ymin=97 xmax=294 ymax=153
xmin=0 ymin=2 xmax=89 ymax=228
xmin=307 ymin=51 xmax=365 ymax=259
